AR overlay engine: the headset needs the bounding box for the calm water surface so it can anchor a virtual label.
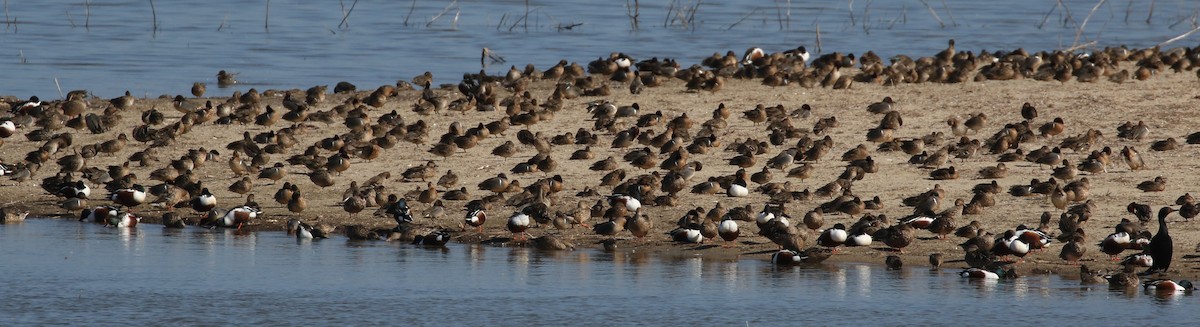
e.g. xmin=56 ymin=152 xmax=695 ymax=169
xmin=2 ymin=0 xmax=1200 ymax=97
xmin=0 ymin=219 xmax=1194 ymax=325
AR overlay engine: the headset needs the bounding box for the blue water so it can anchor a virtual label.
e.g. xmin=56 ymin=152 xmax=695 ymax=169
xmin=2 ymin=0 xmax=1199 ymax=98
xmin=0 ymin=219 xmax=1194 ymax=325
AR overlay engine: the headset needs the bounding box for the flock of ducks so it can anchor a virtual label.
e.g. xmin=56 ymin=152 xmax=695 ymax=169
xmin=3 ymin=40 xmax=1200 ymax=292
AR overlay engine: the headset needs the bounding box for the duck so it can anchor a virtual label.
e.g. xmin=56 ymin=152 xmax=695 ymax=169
xmin=478 ymin=173 xmax=511 ymax=194
xmin=210 ymin=205 xmax=260 ymax=229
xmin=845 ymin=227 xmax=874 ymax=247
xmin=161 ymin=212 xmax=186 ymax=228
xmin=274 ymin=182 xmax=295 ymax=205
xmin=1121 ymin=253 xmax=1154 ymax=267
xmin=189 ymin=188 xmax=217 ymax=214
xmin=624 ymin=210 xmax=652 ymax=240
xmin=1106 ymin=263 xmax=1141 ymax=288
xmin=287 ymin=191 xmax=307 ymax=214
xmin=929 ymin=253 xmax=944 ymax=270
xmin=1143 ymin=279 xmax=1195 ymax=293
xmin=593 ymin=217 xmax=626 ymax=239
xmin=717 ymin=218 xmax=740 ymax=247
xmin=1146 ymin=206 xmax=1176 ymax=274
xmin=106 ymin=211 xmax=139 ymax=228
xmin=1079 ymin=264 xmax=1107 ymax=284
xmin=387 ymin=197 xmax=413 ymax=226
xmin=700 ymin=213 xmax=715 ymax=240
xmin=296 ymin=221 xmax=328 ymax=239
xmin=803 ymin=210 xmax=824 ymax=230
xmin=1100 ymin=225 xmax=1134 ymax=259
xmin=463 ymin=208 xmax=487 ymax=232
xmin=79 ymin=205 xmax=119 ymax=223
xmin=217 ymin=70 xmax=238 ymax=87
xmin=959 ymin=267 xmax=1000 ymax=279
xmin=874 ymin=223 xmax=915 ymax=253
xmin=816 ymin=223 xmax=848 ymax=249
xmin=1059 ymin=233 xmax=1086 ymax=264
xmin=0 ymin=120 xmax=16 ymax=138
xmin=110 ymin=184 xmax=147 ymax=209
xmin=771 ymin=248 xmax=833 ymax=265
xmin=507 ymin=211 xmax=531 ymax=241
xmin=223 ymin=171 xmax=254 ymax=191
xmin=531 ymin=235 xmax=575 ymax=251
xmin=608 ymin=192 xmax=642 ymax=212
xmin=671 ymin=227 xmax=703 ymax=243
xmin=342 ymin=192 xmax=367 ymax=218
xmin=11 ymin=95 xmax=41 ymax=113
xmin=866 ymin=96 xmax=895 ymax=114
xmin=885 ymin=255 xmax=903 ymax=270
xmin=413 ymin=230 xmax=452 ymax=246
xmin=1137 ymin=176 xmax=1167 ymax=192
xmin=727 ymin=177 xmax=749 ymax=197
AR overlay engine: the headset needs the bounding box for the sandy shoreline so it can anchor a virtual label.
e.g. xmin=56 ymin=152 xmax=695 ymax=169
xmin=4 ymin=46 xmax=1200 ymax=282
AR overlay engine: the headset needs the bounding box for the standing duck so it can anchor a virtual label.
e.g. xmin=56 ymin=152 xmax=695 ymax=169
xmin=190 ymin=188 xmax=217 ymax=215
xmin=874 ymin=223 xmax=915 ymax=253
xmin=1059 ymin=233 xmax=1086 ymax=264
xmin=624 ymin=210 xmax=652 ymax=240
xmin=507 ymin=211 xmax=531 ymax=241
xmin=287 ymin=191 xmax=307 ymax=214
xmin=717 ymin=217 xmax=740 ymax=247
xmin=1146 ymin=207 xmax=1176 ymax=275
xmin=463 ymin=208 xmax=487 ymax=232
xmin=388 ymin=198 xmax=413 ymax=226
xmin=110 ymin=184 xmax=147 ymax=209
xmin=217 ymin=205 xmax=260 ymax=229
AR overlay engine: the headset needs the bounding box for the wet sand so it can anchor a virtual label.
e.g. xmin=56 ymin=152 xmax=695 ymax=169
xmin=4 ymin=54 xmax=1200 ymax=281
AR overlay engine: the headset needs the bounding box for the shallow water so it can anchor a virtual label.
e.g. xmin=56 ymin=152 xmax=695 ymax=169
xmin=2 ymin=0 xmax=1200 ymax=98
xmin=0 ymin=219 xmax=1194 ymax=325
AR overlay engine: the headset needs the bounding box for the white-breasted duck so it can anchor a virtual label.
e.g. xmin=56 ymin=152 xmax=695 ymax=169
xmin=110 ymin=184 xmax=147 ymax=209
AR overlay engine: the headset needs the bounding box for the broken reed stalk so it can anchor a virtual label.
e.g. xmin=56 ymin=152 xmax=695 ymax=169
xmin=339 ymin=0 xmax=359 ymax=29
xmin=774 ymin=1 xmax=783 ymax=30
xmin=917 ymin=0 xmax=944 ymax=28
xmin=863 ymin=0 xmax=872 ymax=34
xmin=1072 ymin=0 xmax=1106 ymax=48
xmin=814 ymin=22 xmax=822 ymax=54
xmin=727 ymin=7 xmax=760 ymax=30
xmin=686 ymin=0 xmax=700 ymax=30
xmin=524 ymin=0 xmax=529 ymax=31
xmin=626 ymin=0 xmax=639 ymax=31
xmin=1159 ymin=25 xmax=1200 ymax=46
xmin=404 ymin=0 xmax=416 ymax=26
xmin=149 ymin=0 xmax=158 ymax=32
xmin=427 ymin=0 xmax=456 ymax=28
xmin=1038 ymin=1 xmax=1058 ymax=29
xmin=847 ymin=0 xmax=855 ymax=26
xmin=1123 ymin=0 xmax=1132 ymax=23
xmin=1146 ymin=0 xmax=1155 ymax=24
xmin=84 ymin=0 xmax=91 ymax=30
xmin=54 ymin=78 xmax=64 ymax=100
xmin=663 ymin=0 xmax=674 ymax=28
xmin=939 ymin=0 xmax=957 ymax=27
xmin=1058 ymin=0 xmax=1075 ymax=27
xmin=264 ymin=0 xmax=270 ymax=32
